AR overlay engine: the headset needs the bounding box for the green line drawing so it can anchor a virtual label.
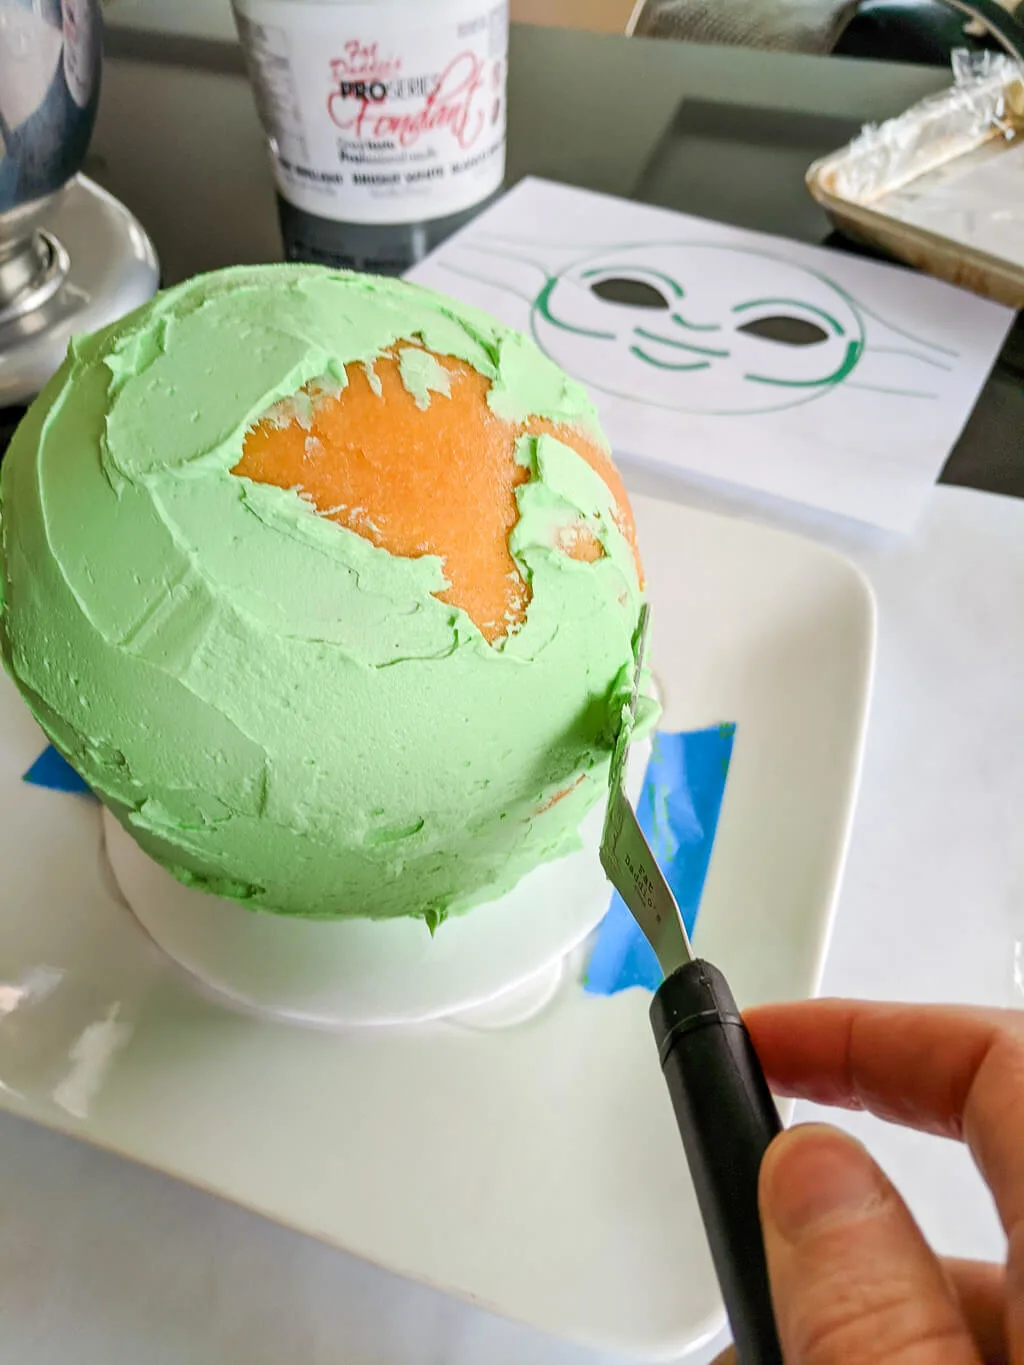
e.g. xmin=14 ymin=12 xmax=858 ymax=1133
xmin=856 ymin=298 xmax=959 ymax=358
xmin=845 ymin=381 xmax=940 ymax=399
xmin=629 ymin=346 xmax=711 ymax=372
xmin=744 ymin=339 xmax=863 ymax=388
xmin=435 ymin=258 xmax=535 ymax=305
xmin=459 ymin=240 xmax=550 ymax=279
xmin=670 ymin=312 xmax=723 ymax=334
xmin=732 ymin=297 xmax=847 ymax=336
xmin=633 ymin=327 xmax=729 ymax=358
xmin=440 ymin=236 xmax=960 ymax=417
xmin=867 ymin=346 xmax=953 ymax=372
xmin=535 ymin=277 xmax=615 ymax=340
xmin=581 ymin=264 xmax=685 ymax=298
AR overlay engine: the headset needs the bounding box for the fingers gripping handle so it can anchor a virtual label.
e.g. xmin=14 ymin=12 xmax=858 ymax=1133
xmin=651 ymin=961 xmax=784 ymax=1365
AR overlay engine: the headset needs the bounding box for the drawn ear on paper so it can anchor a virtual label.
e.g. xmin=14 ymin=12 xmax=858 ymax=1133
xmin=432 ymin=235 xmax=577 ymax=311
xmin=436 ymin=235 xmax=957 ymax=416
xmin=835 ymin=298 xmax=957 ymax=399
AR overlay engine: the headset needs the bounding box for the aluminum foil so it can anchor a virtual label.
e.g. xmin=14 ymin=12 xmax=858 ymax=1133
xmin=808 ymin=52 xmax=1024 ymax=292
xmin=828 ymin=53 xmax=1023 ymax=204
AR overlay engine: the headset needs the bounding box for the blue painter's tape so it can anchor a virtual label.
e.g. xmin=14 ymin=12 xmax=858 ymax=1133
xmin=585 ymin=724 xmax=736 ymax=996
xmin=23 ymin=727 xmax=735 ymax=983
xmin=23 ymin=745 xmax=94 ymax=797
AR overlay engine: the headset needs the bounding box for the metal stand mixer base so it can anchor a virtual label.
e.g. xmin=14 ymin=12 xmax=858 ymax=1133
xmin=0 ymin=174 xmax=158 ymax=409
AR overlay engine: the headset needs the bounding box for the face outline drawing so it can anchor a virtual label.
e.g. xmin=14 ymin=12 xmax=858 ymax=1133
xmin=528 ymin=243 xmax=867 ymax=416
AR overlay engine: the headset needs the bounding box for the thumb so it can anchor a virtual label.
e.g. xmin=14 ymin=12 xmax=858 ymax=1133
xmin=759 ymin=1124 xmax=981 ymax=1365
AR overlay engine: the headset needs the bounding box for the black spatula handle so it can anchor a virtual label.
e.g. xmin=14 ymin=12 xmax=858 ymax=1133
xmin=651 ymin=960 xmax=784 ymax=1365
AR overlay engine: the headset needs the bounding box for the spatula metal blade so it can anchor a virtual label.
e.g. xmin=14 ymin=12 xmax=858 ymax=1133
xmin=599 ymin=605 xmax=692 ymax=978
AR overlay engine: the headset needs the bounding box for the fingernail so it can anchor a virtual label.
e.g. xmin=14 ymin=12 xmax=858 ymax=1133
xmin=763 ymin=1124 xmax=888 ymax=1244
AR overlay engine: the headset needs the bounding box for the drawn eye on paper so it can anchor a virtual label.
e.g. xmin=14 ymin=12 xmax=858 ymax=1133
xmin=436 ymin=237 xmax=958 ymax=417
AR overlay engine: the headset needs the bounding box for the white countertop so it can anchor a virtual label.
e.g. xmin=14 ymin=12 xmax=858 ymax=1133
xmin=1 ymin=479 xmax=1019 ymax=1364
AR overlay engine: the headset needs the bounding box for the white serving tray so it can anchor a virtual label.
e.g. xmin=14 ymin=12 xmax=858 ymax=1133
xmin=0 ymin=493 xmax=874 ymax=1361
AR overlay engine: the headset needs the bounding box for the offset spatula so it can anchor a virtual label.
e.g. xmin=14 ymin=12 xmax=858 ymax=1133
xmin=600 ymin=605 xmax=784 ymax=1365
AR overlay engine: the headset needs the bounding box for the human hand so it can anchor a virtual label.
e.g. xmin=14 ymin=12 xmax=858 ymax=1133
xmin=711 ymin=1000 xmax=1024 ymax=1364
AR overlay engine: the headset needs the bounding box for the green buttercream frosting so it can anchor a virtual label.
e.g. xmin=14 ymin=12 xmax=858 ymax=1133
xmin=0 ymin=264 xmax=647 ymax=922
xmin=397 ymin=346 xmax=451 ymax=409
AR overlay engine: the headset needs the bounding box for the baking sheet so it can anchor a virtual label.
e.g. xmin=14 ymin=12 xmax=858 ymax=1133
xmin=0 ymin=493 xmax=875 ymax=1360
xmin=807 ymin=53 xmax=1024 ymax=306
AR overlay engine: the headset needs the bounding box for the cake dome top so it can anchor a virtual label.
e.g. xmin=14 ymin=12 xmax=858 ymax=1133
xmin=0 ymin=265 xmax=646 ymax=922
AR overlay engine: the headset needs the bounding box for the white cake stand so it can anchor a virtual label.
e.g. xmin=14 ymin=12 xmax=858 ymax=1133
xmin=101 ymin=738 xmax=650 ymax=1029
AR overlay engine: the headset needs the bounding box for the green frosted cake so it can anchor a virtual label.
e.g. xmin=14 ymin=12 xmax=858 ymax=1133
xmin=0 ymin=265 xmax=647 ymax=925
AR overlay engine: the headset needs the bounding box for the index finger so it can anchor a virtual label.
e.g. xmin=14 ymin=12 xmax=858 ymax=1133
xmin=744 ymin=999 xmax=1024 ymax=1241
